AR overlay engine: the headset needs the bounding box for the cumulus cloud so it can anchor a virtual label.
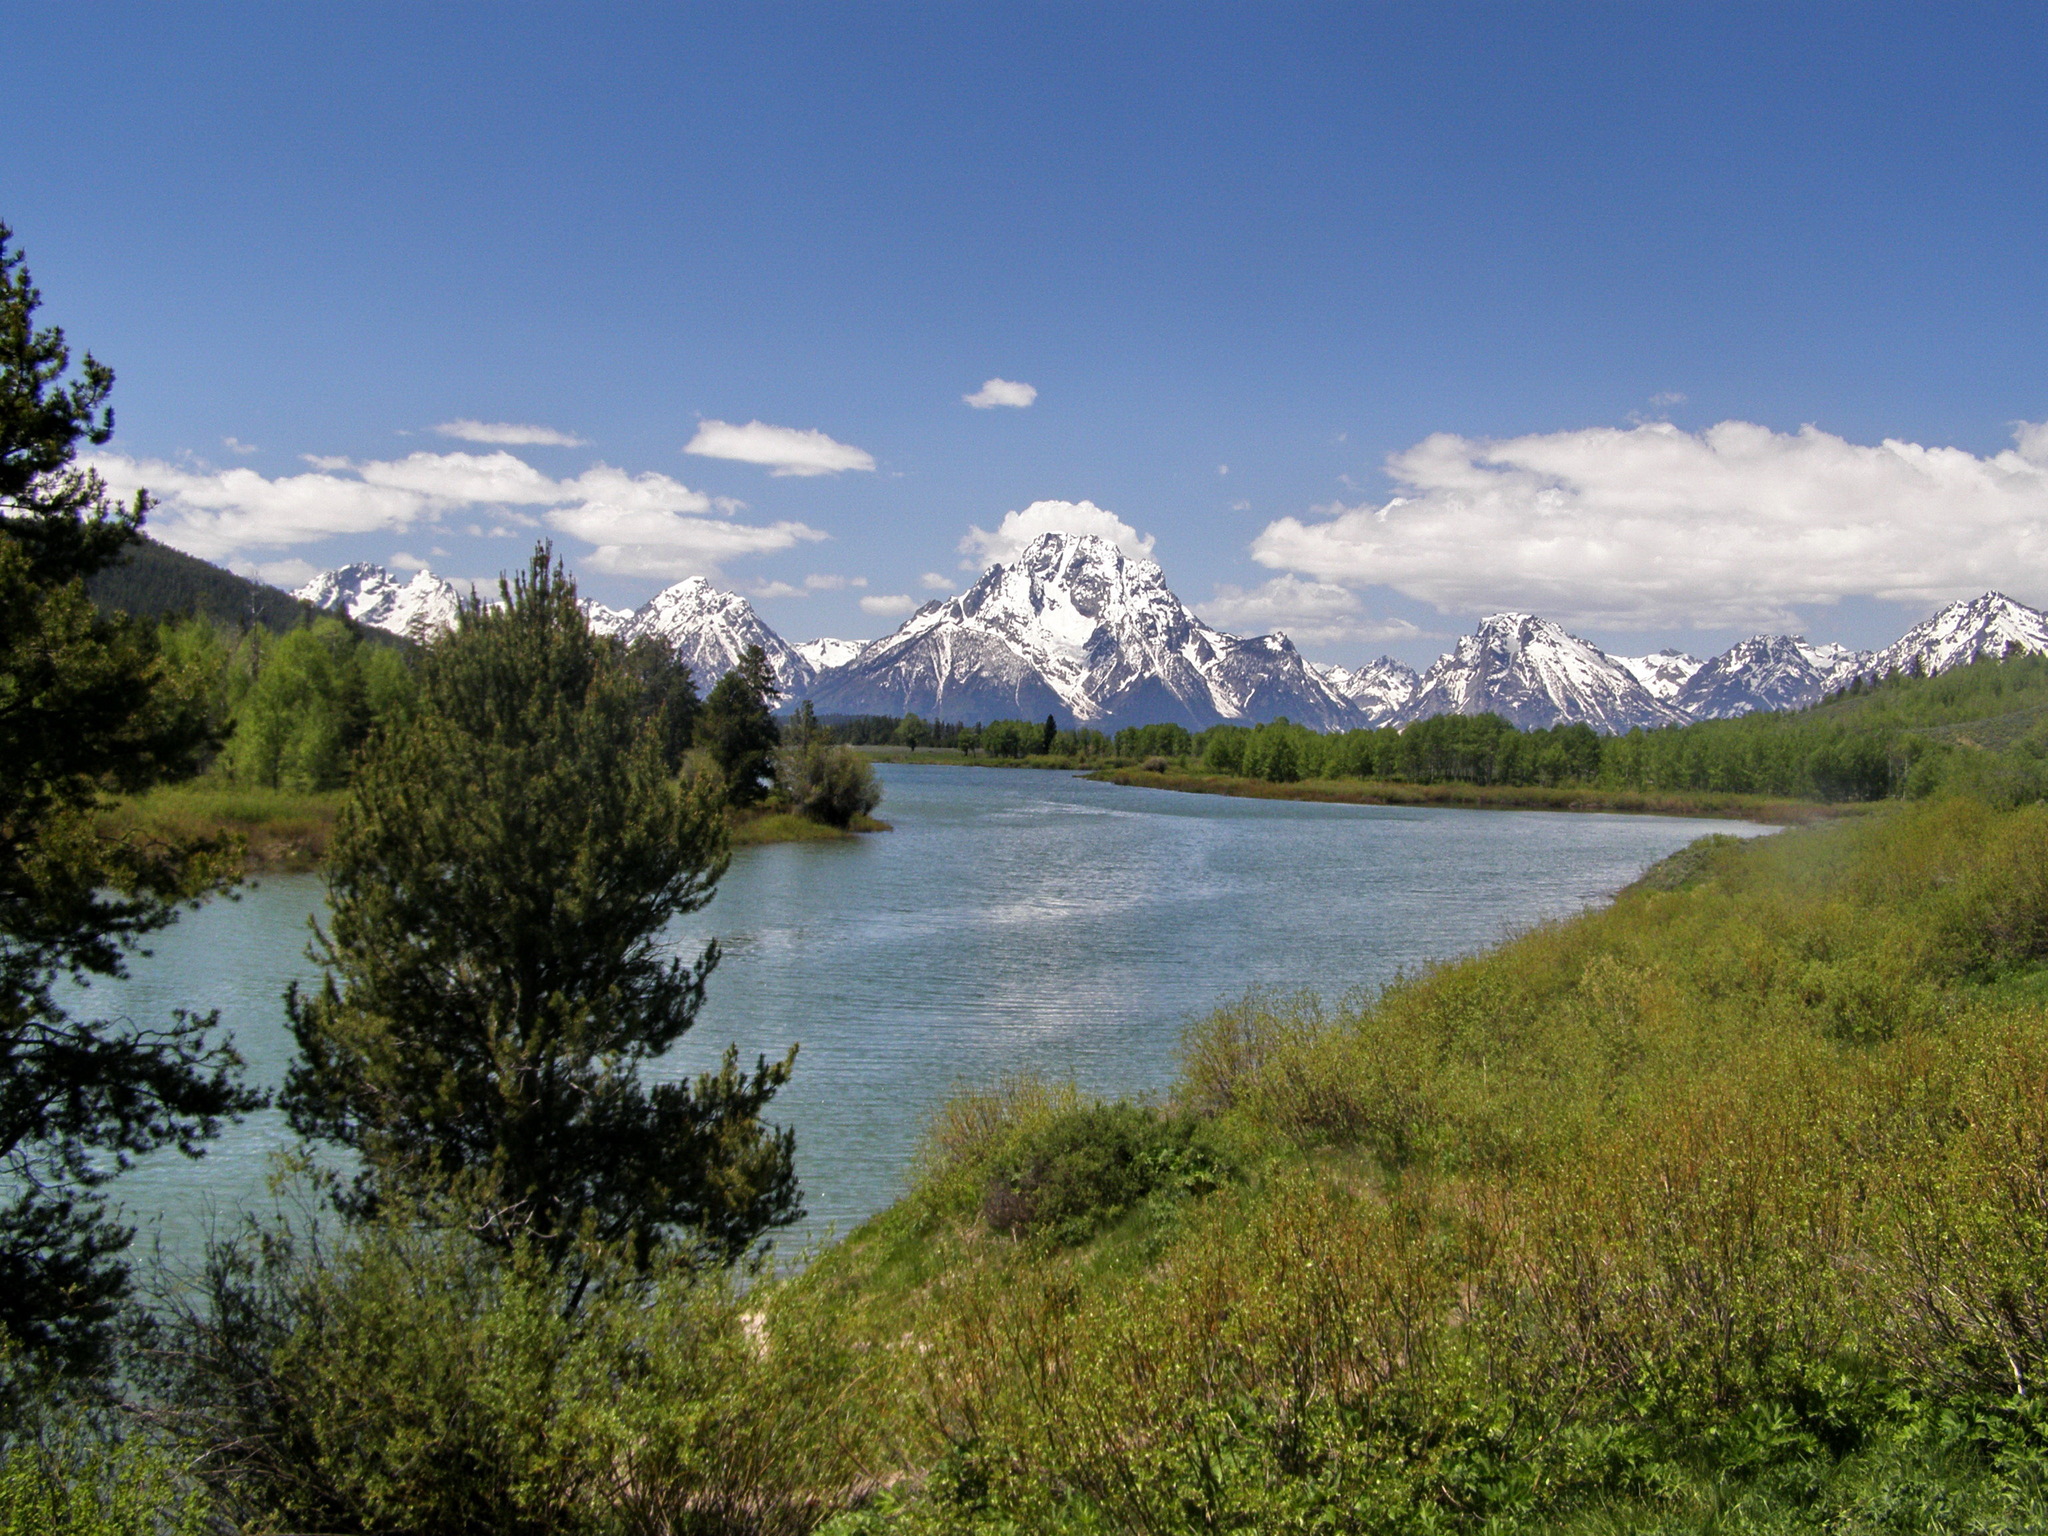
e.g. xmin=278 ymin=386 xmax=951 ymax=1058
xmin=1251 ymin=419 xmax=2048 ymax=629
xmin=860 ymin=593 xmax=918 ymax=616
xmin=89 ymin=454 xmax=428 ymax=558
xmin=546 ymin=503 xmax=827 ymax=579
xmin=222 ymin=436 xmax=258 ymax=455
xmin=1200 ymin=575 xmax=1425 ymax=646
xmin=920 ymin=571 xmax=954 ymax=591
xmin=963 ymin=377 xmax=1037 ymax=409
xmin=959 ymin=498 xmax=1157 ymax=567
xmin=684 ymin=419 xmax=875 ymax=476
xmin=435 ymin=419 xmax=589 ymax=447
xmin=87 ymin=448 xmax=818 ymax=581
xmin=802 ymin=573 xmax=868 ymax=591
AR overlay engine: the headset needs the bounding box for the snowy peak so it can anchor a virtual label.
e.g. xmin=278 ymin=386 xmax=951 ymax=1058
xmin=1321 ymin=657 xmax=1420 ymax=727
xmin=806 ymin=530 xmax=1361 ymax=729
xmin=1873 ymin=592 xmax=2048 ymax=679
xmin=1672 ymin=634 xmax=1868 ymax=720
xmin=623 ymin=576 xmax=814 ymax=693
xmin=1400 ymin=612 xmax=1685 ymax=733
xmin=294 ymin=563 xmax=462 ymax=639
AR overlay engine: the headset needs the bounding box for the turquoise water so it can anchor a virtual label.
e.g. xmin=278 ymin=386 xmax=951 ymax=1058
xmin=94 ymin=765 xmax=1771 ymax=1263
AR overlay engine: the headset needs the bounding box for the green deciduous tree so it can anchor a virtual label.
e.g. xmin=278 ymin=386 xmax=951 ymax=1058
xmin=281 ymin=549 xmax=800 ymax=1273
xmin=696 ymin=643 xmax=781 ymax=806
xmin=0 ymin=222 xmax=258 ymax=1382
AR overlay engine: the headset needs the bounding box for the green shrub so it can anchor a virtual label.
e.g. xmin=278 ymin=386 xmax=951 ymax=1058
xmin=981 ymin=1102 xmax=1233 ymax=1244
xmin=778 ymin=740 xmax=883 ymax=827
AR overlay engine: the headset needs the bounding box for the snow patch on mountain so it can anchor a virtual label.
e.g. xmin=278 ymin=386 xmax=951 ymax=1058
xmin=1613 ymin=649 xmax=1705 ymax=703
xmin=580 ymin=600 xmax=636 ymax=638
xmin=793 ymin=637 xmax=864 ymax=674
xmin=294 ymin=563 xmax=463 ymax=639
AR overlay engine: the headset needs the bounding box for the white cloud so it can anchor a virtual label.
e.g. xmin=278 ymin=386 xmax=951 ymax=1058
xmin=920 ymin=571 xmax=953 ymax=590
xmin=684 ymin=419 xmax=876 ymax=476
xmin=388 ymin=550 xmax=429 ymax=571
xmin=963 ymin=377 xmax=1037 ymax=410
xmin=88 ymin=447 xmax=816 ymax=582
xmin=959 ymin=498 xmax=1157 ymax=567
xmin=230 ymin=556 xmax=320 ymax=588
xmin=1251 ymin=419 xmax=2048 ymax=630
xmin=1200 ymin=576 xmax=1424 ymax=646
xmin=860 ymin=593 xmax=919 ymax=616
xmin=89 ymin=454 xmax=429 ymax=557
xmin=746 ymin=580 xmax=806 ymax=600
xmin=545 ymin=503 xmax=828 ymax=579
xmin=435 ymin=419 xmax=589 ymax=447
xmin=1649 ymin=392 xmax=1688 ymax=408
xmin=222 ymin=436 xmax=258 ymax=455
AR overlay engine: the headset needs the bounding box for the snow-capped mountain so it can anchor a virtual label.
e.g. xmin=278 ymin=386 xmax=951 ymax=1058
xmin=1320 ymin=657 xmax=1420 ymax=727
xmin=1670 ymin=635 xmax=1871 ymax=720
xmin=294 ymin=564 xmax=463 ymax=639
xmin=793 ymin=637 xmax=864 ymax=674
xmin=621 ymin=577 xmax=816 ymax=693
xmin=1871 ymin=593 xmax=2048 ymax=680
xmin=1397 ymin=613 xmax=1687 ymax=733
xmin=1613 ymin=649 xmax=1705 ymax=703
xmin=805 ymin=531 xmax=1361 ymax=729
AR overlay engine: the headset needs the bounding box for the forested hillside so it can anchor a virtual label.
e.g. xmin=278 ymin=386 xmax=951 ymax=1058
xmin=84 ymin=534 xmax=376 ymax=635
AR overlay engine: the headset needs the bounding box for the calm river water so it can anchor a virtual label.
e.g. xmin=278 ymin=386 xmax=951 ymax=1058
xmin=94 ymin=765 xmax=1770 ymax=1263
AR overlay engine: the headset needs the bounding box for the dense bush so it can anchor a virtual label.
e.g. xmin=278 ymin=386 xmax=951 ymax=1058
xmin=145 ymin=1210 xmax=868 ymax=1536
xmin=980 ymin=1102 xmax=1234 ymax=1245
xmin=778 ymin=739 xmax=883 ymax=827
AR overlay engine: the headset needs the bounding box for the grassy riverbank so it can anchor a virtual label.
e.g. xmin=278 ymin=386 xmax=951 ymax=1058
xmin=1089 ymin=764 xmax=1852 ymax=823
xmin=99 ymin=784 xmax=889 ymax=869
xmin=750 ymin=796 xmax=2048 ymax=1531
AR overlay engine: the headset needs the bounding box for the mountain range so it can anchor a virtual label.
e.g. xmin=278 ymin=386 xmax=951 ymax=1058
xmin=293 ymin=538 xmax=2048 ymax=734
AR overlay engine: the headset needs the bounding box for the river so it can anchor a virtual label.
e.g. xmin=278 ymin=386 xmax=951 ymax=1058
xmin=92 ymin=764 xmax=1771 ymax=1265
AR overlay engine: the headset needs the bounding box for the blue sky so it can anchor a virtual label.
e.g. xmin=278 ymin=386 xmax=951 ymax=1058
xmin=10 ymin=3 xmax=2048 ymax=667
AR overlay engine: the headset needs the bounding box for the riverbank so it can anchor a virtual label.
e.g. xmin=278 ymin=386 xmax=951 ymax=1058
xmin=1087 ymin=764 xmax=1856 ymax=824
xmin=99 ymin=784 xmax=890 ymax=870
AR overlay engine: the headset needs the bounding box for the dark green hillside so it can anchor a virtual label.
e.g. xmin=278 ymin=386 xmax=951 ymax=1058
xmin=86 ymin=533 xmax=389 ymax=639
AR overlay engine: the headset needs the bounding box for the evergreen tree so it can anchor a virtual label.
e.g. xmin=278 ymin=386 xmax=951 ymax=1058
xmin=282 ymin=549 xmax=800 ymax=1272
xmin=620 ymin=632 xmax=700 ymax=772
xmin=1041 ymin=714 xmax=1059 ymax=755
xmin=0 ymin=222 xmax=258 ymax=1381
xmin=697 ymin=644 xmax=781 ymax=807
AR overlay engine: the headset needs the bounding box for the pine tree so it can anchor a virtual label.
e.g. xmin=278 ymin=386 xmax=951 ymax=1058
xmin=697 ymin=643 xmax=782 ymax=806
xmin=282 ymin=549 xmax=800 ymax=1272
xmin=0 ymin=221 xmax=258 ymax=1381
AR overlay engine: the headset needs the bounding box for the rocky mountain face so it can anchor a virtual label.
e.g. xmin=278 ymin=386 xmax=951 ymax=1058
xmin=1397 ymin=613 xmax=1688 ymax=733
xmin=288 ymin=552 xmax=2048 ymax=737
xmin=293 ymin=564 xmax=463 ymax=640
xmin=805 ymin=532 xmax=1361 ymax=729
